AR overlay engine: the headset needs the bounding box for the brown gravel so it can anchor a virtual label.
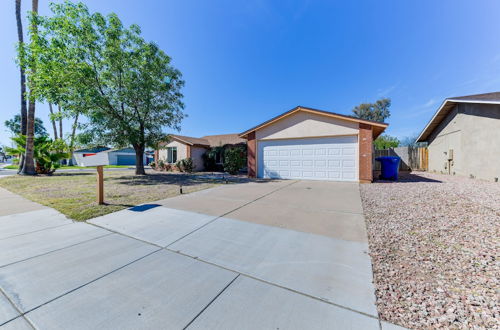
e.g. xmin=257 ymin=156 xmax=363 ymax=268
xmin=360 ymin=172 xmax=500 ymax=329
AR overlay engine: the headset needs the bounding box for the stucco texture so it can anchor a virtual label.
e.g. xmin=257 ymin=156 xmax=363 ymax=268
xmin=427 ymin=103 xmax=500 ymax=181
xmin=158 ymin=141 xmax=187 ymax=163
xmin=255 ymin=111 xmax=359 ymax=140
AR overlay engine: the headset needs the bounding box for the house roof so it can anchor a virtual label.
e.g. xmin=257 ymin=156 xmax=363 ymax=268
xmin=168 ymin=134 xmax=211 ymax=147
xmin=166 ymin=133 xmax=245 ymax=148
xmin=73 ymin=146 xmax=111 ymax=153
xmin=238 ymin=106 xmax=389 ymax=139
xmin=416 ymin=92 xmax=500 ymax=142
xmin=201 ymin=134 xmax=246 ymax=147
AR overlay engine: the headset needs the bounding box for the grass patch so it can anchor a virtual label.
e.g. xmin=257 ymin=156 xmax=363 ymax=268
xmin=0 ymin=170 xmax=219 ymax=221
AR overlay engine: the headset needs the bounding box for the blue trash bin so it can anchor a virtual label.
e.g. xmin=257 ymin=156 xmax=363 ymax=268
xmin=375 ymin=156 xmax=400 ymax=180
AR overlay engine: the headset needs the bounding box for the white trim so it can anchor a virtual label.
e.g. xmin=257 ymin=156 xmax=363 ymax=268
xmin=445 ymin=99 xmax=500 ymax=104
xmin=417 ymin=98 xmax=500 ymax=142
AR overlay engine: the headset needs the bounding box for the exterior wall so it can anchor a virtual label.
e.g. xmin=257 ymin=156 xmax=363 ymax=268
xmin=190 ymin=146 xmax=208 ymax=171
xmin=427 ymin=103 xmax=500 ymax=181
xmin=247 ymin=132 xmax=256 ymax=177
xmin=248 ymin=112 xmax=375 ymax=182
xmin=158 ymin=140 xmax=187 ymax=163
xmin=255 ymin=111 xmax=359 ymax=140
xmin=358 ymin=123 xmax=373 ymax=183
xmin=108 ymin=151 xmax=146 ymax=165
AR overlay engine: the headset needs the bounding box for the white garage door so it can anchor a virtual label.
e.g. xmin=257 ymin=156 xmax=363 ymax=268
xmin=258 ymin=136 xmax=358 ymax=181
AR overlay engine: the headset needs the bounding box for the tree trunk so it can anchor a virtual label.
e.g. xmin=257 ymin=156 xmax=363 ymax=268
xmin=20 ymin=0 xmax=38 ymax=175
xmin=58 ymin=104 xmax=63 ymax=139
xmin=48 ymin=103 xmax=58 ymax=139
xmin=15 ymin=0 xmax=27 ymax=137
xmin=134 ymin=144 xmax=146 ymax=175
xmin=21 ymin=101 xmax=36 ymax=174
xmin=68 ymin=113 xmax=79 ymax=165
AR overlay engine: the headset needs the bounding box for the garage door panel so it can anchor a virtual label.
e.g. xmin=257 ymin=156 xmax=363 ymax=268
xmin=342 ymin=147 xmax=356 ymax=155
xmin=343 ymin=160 xmax=355 ymax=168
xmin=258 ymin=136 xmax=358 ymax=181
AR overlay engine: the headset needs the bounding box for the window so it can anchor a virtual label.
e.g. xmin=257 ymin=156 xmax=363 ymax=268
xmin=166 ymin=147 xmax=177 ymax=163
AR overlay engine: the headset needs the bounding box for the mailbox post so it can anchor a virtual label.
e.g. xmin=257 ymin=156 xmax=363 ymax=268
xmin=80 ymin=152 xmax=109 ymax=205
xmin=96 ymin=165 xmax=104 ymax=205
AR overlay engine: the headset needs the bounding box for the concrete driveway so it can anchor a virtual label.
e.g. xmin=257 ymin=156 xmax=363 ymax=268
xmin=0 ymin=182 xmax=399 ymax=329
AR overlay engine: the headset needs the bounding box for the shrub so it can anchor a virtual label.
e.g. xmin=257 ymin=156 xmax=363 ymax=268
xmin=202 ymin=150 xmax=217 ymax=171
xmin=223 ymin=147 xmax=246 ymax=174
xmin=5 ymin=135 xmax=69 ymax=175
xmin=157 ymin=159 xmax=165 ymax=170
xmin=176 ymin=158 xmax=194 ymax=173
xmin=149 ymin=161 xmax=156 ymax=168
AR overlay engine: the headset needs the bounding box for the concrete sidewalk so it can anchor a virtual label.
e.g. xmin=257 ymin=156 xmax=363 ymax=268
xmin=0 ymin=181 xmax=405 ymax=329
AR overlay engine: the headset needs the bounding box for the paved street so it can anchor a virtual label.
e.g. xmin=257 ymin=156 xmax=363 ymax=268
xmin=0 ymin=181 xmax=401 ymax=329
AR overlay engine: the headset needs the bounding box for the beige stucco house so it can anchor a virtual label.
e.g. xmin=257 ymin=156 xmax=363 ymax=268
xmin=156 ymin=134 xmax=246 ymax=171
xmin=417 ymin=92 xmax=500 ymax=181
xmin=239 ymin=106 xmax=388 ymax=182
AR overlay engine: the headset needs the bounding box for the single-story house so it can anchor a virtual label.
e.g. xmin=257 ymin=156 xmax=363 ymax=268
xmin=156 ymin=134 xmax=246 ymax=171
xmin=239 ymin=106 xmax=388 ymax=182
xmin=73 ymin=147 xmax=148 ymax=166
xmin=416 ymin=92 xmax=500 ymax=181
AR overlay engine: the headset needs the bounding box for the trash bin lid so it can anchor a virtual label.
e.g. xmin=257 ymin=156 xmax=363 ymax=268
xmin=375 ymin=156 xmax=400 ymax=161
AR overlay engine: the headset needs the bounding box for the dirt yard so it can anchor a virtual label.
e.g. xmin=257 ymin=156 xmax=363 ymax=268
xmin=360 ymin=172 xmax=499 ymax=329
xmin=0 ymin=170 xmax=221 ymax=221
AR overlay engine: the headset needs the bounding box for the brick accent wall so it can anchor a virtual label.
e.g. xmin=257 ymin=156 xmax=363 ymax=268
xmin=247 ymin=131 xmax=256 ymax=178
xmin=186 ymin=145 xmax=191 ymax=158
xmin=359 ymin=123 xmax=373 ymax=183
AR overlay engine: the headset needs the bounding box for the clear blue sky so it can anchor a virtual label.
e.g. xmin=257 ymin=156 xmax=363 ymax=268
xmin=2 ymin=0 xmax=500 ymax=146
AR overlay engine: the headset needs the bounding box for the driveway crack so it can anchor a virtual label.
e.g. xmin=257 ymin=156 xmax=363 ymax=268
xmin=183 ymin=274 xmax=240 ymax=329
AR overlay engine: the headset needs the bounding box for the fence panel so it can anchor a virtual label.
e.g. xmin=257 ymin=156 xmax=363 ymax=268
xmin=373 ymin=147 xmax=428 ymax=171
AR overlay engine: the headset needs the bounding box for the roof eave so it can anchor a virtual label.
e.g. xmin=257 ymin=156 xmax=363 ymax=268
xmin=239 ymin=106 xmax=388 ymax=138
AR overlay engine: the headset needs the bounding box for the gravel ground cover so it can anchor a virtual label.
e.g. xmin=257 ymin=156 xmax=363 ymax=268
xmin=360 ymin=172 xmax=499 ymax=329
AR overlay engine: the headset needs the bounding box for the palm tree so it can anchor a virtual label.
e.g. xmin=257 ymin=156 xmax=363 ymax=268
xmin=15 ymin=0 xmax=27 ymax=172
xmin=15 ymin=0 xmax=27 ymax=136
xmin=20 ymin=0 xmax=39 ymax=175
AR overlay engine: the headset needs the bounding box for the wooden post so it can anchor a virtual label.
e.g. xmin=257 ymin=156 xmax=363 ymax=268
xmin=96 ymin=165 xmax=104 ymax=205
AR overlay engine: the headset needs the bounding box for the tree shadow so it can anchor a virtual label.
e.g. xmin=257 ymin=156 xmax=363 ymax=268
xmin=374 ymin=171 xmax=442 ymax=183
xmin=53 ymin=172 xmax=94 ymax=177
xmin=110 ymin=172 xmax=281 ymax=186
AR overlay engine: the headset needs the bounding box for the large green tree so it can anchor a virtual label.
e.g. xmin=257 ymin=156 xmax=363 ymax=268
xmin=20 ymin=1 xmax=184 ymax=175
xmin=352 ymin=98 xmax=391 ymax=123
xmin=373 ymin=134 xmax=399 ymax=150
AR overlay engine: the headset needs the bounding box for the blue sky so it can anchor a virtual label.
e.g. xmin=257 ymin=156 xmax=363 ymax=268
xmin=2 ymin=0 xmax=500 ymax=146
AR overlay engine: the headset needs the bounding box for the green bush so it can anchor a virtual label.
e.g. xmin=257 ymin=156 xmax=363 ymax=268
xmin=202 ymin=150 xmax=217 ymax=171
xmin=223 ymin=147 xmax=246 ymax=174
xmin=5 ymin=135 xmax=69 ymax=174
xmin=176 ymin=158 xmax=194 ymax=173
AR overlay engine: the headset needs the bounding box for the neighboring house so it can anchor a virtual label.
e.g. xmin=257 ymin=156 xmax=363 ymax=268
xmin=156 ymin=134 xmax=246 ymax=171
xmin=73 ymin=147 xmax=148 ymax=166
xmin=239 ymin=106 xmax=388 ymax=182
xmin=417 ymin=92 xmax=500 ymax=181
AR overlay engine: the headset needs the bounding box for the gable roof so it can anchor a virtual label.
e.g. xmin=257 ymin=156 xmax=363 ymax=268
xmin=417 ymin=92 xmax=500 ymax=142
xmin=239 ymin=106 xmax=389 ymax=139
xmin=201 ymin=134 xmax=246 ymax=146
xmin=168 ymin=134 xmax=210 ymax=147
xmin=73 ymin=146 xmax=111 ymax=153
xmin=166 ymin=133 xmax=245 ymax=148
